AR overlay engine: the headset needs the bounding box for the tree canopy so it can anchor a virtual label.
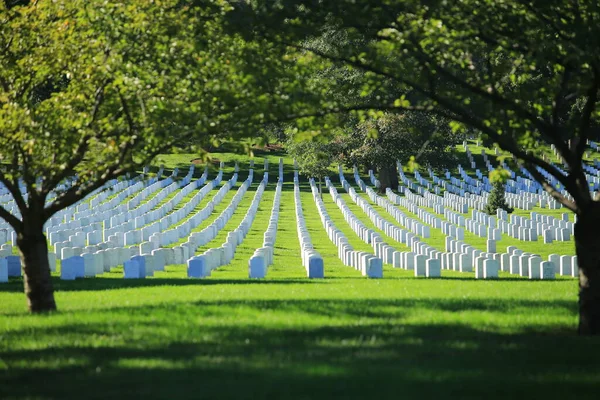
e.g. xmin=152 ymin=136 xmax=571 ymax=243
xmin=0 ymin=0 xmax=323 ymax=312
xmin=240 ymin=0 xmax=600 ymax=211
xmin=238 ymin=0 xmax=600 ymax=334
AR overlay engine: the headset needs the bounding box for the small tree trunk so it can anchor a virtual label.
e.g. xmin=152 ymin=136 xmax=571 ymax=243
xmin=319 ymin=176 xmax=323 ymax=199
xmin=17 ymin=223 xmax=56 ymax=313
xmin=378 ymin=163 xmax=399 ymax=194
xmin=575 ymin=202 xmax=600 ymax=335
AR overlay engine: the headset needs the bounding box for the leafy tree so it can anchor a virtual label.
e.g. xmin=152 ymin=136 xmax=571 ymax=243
xmin=286 ymin=136 xmax=334 ymax=197
xmin=0 ymin=0 xmax=304 ymax=312
xmin=338 ymin=112 xmax=458 ymax=192
xmin=483 ymin=181 xmax=514 ymax=216
xmin=240 ymin=1 xmax=600 ymax=334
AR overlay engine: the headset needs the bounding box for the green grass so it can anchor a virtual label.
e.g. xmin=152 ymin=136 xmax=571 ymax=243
xmin=2 ymin=148 xmax=599 ymax=400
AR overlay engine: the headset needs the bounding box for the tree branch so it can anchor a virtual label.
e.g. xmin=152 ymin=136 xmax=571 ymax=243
xmin=0 ymin=202 xmax=21 ymax=231
xmin=0 ymin=166 xmax=27 ymax=214
xmin=523 ymin=162 xmax=578 ymax=213
xmin=575 ymin=64 xmax=600 ymax=161
xmin=42 ymin=80 xmax=109 ymax=194
xmin=552 ymin=64 xmax=573 ymax=127
xmin=406 ymin=38 xmax=571 ymax=155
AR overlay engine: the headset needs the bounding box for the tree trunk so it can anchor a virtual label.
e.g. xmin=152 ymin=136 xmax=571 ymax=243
xmin=575 ymin=202 xmax=600 ymax=335
xmin=319 ymin=176 xmax=323 ymax=199
xmin=17 ymin=224 xmax=56 ymax=313
xmin=378 ymin=163 xmax=399 ymax=194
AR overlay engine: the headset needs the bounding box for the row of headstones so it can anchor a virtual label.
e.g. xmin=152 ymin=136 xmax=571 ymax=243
xmin=425 ymin=188 xmax=470 ymax=214
xmin=381 ymin=175 xmax=507 ymax=245
xmin=60 ymin=246 xmax=167 ymax=280
xmin=182 ymin=172 xmax=250 ymax=251
xmin=59 ymin=167 xmax=169 ymax=232
xmin=248 ymin=178 xmax=283 ymax=278
xmin=121 ymin=172 xmax=243 ymax=279
xmin=52 ymin=176 xmax=180 ymax=255
xmin=0 ymin=174 xmax=142 ymax=243
xmin=118 ymin=170 xmax=214 ymax=246
xmin=349 ymin=178 xmax=425 ymax=249
xmin=404 ymin=182 xmax=570 ymax=245
xmin=479 ymin=209 xmax=573 ymax=243
xmin=337 ymin=165 xmax=574 ymax=280
xmin=381 ymin=188 xmax=431 ymax=238
xmin=98 ymin=176 xmax=183 ymax=237
xmin=310 ymin=178 xmax=380 ymax=277
xmin=0 ymin=174 xmax=127 ymax=233
xmin=47 ymin=173 xmax=176 ymax=245
xmin=354 ymin=172 xmax=424 ymax=236
xmin=60 ymin=172 xmax=237 ymax=279
xmin=327 ymin=178 xmax=377 ymax=244
xmin=361 ymin=164 xmax=572 ymax=251
xmin=443 ymin=239 xmax=572 ymax=279
xmin=71 ymin=164 xmax=169 ymax=222
xmin=442 ymin=162 xmax=559 ymax=209
xmin=423 ymin=183 xmax=564 ymax=244
xmin=55 ymin=167 xmax=212 ymax=254
xmin=188 ymin=172 xmax=268 ymax=279
xmin=89 ymin=177 xmax=197 ymax=246
xmin=77 ymin=166 xmax=166 ymax=215
xmin=519 ymin=156 xmax=597 ymax=201
xmin=139 ymin=171 xmax=228 ymax=250
xmin=74 ymin=177 xmax=131 ymax=214
xmin=464 ymin=143 xmax=600 ymax=203
xmin=343 ymin=174 xmax=456 ymax=278
xmin=340 ymin=175 xmax=428 ymax=250
xmin=56 ymin=171 xmax=227 ymax=263
xmin=351 ymin=171 xmax=574 ymax=279
xmin=343 ymin=174 xmax=452 ymax=278
xmin=293 ymin=174 xmax=325 ymax=278
xmin=334 ymin=177 xmax=429 ymax=263
xmin=344 ymin=174 xmax=424 ymax=248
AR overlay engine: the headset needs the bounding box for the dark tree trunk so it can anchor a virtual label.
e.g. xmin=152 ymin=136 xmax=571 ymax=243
xmin=17 ymin=220 xmax=56 ymax=313
xmin=575 ymin=202 xmax=600 ymax=335
xmin=318 ymin=176 xmax=323 ymax=199
xmin=378 ymin=163 xmax=399 ymax=194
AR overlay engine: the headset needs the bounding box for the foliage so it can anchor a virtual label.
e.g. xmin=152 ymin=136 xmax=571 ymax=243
xmin=0 ymin=0 xmax=330 ymax=312
xmin=240 ymin=0 xmax=600 ymax=214
xmin=0 ymin=0 xmax=314 ymax=228
xmin=338 ymin=112 xmax=458 ymax=171
xmin=484 ymin=181 xmax=514 ymax=216
xmin=286 ymin=135 xmax=335 ymax=182
xmin=237 ymin=0 xmax=600 ymax=333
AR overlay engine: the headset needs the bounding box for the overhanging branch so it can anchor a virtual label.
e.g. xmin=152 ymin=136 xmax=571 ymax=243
xmin=0 ymin=203 xmax=22 ymax=231
xmin=524 ymin=162 xmax=578 ymax=213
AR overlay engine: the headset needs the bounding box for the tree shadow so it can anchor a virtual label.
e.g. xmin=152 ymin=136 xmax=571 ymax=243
xmin=0 ymin=297 xmax=596 ymax=400
xmin=0 ymin=277 xmax=319 ymax=294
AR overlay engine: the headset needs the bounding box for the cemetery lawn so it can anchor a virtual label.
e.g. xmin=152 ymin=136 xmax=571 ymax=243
xmin=2 ymin=271 xmax=599 ymax=399
xmin=1 ymin=150 xmax=599 ymax=399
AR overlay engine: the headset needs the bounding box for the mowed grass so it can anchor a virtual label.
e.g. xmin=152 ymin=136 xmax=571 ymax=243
xmin=1 ymin=150 xmax=599 ymax=400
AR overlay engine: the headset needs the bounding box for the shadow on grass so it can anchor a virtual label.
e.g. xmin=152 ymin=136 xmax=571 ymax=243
xmin=0 ymin=273 xmax=570 ymax=294
xmin=0 ymin=297 xmax=596 ymax=400
xmin=0 ymin=277 xmax=318 ymax=293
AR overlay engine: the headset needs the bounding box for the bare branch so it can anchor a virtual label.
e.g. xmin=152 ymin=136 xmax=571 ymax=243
xmin=0 ymin=166 xmax=27 ymax=214
xmin=576 ymin=64 xmax=600 ymax=160
xmin=0 ymin=202 xmax=21 ymax=231
xmin=524 ymin=162 xmax=578 ymax=213
xmin=118 ymin=89 xmax=136 ymax=134
xmin=552 ymin=65 xmax=573 ymax=127
xmin=406 ymin=38 xmax=571 ymax=156
xmin=42 ymin=80 xmax=110 ymax=194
